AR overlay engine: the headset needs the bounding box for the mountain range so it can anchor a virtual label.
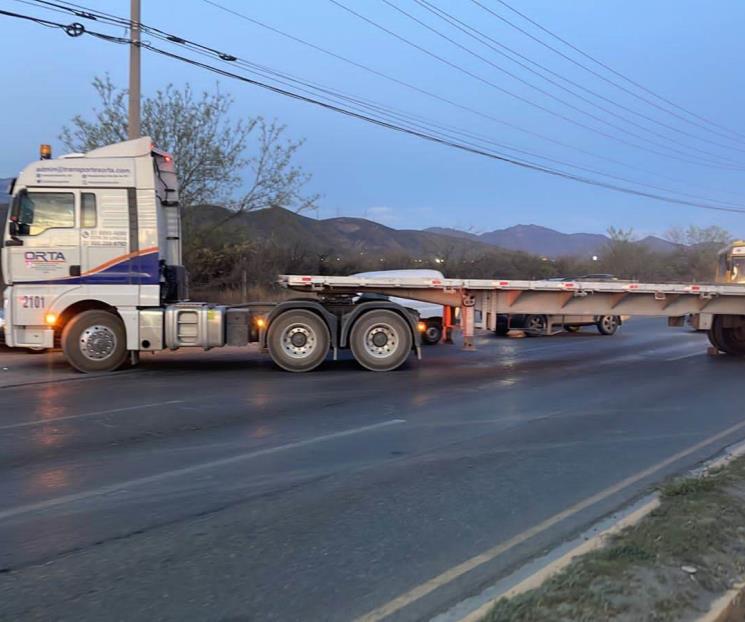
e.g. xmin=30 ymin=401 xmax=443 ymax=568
xmin=425 ymin=224 xmax=678 ymax=258
xmin=0 ymin=187 xmax=682 ymax=259
xmin=190 ymin=205 xmax=680 ymax=259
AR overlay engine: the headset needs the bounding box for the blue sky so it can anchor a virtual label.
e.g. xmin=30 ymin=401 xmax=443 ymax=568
xmin=2 ymin=0 xmax=745 ymax=237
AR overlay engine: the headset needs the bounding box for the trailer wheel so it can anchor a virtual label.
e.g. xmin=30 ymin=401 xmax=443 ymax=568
xmin=708 ymin=316 xmax=745 ymax=355
xmin=597 ymin=315 xmax=619 ymax=335
xmin=524 ymin=315 xmax=547 ymax=336
xmin=62 ymin=310 xmax=129 ymax=373
xmin=267 ymin=310 xmax=330 ymax=372
xmin=422 ymin=319 xmax=442 ymax=345
xmin=350 ymin=310 xmax=412 ymax=371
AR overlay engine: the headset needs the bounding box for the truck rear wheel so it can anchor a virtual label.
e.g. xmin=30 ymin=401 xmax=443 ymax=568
xmin=350 ymin=310 xmax=412 ymax=371
xmin=267 ymin=310 xmax=330 ymax=372
xmin=62 ymin=310 xmax=129 ymax=373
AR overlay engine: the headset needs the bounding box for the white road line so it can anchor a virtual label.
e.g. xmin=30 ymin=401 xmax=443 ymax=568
xmin=0 ymin=400 xmax=185 ymax=431
xmin=0 ymin=418 xmax=406 ymax=521
xmin=666 ymin=351 xmax=702 ymax=361
xmin=354 ymin=416 xmax=745 ymax=622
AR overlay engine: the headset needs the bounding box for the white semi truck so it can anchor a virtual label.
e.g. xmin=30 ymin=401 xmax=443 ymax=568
xmin=3 ymin=138 xmax=745 ymax=373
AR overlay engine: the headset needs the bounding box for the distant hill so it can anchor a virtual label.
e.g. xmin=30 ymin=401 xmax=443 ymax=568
xmin=188 ymin=205 xmax=510 ymax=259
xmin=425 ymin=223 xmax=679 ymax=258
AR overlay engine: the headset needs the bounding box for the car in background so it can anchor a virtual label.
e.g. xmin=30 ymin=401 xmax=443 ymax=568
xmin=353 ymin=269 xmax=446 ymax=345
xmin=496 ymin=313 xmax=624 ymax=336
xmin=497 ymin=274 xmax=625 ymax=336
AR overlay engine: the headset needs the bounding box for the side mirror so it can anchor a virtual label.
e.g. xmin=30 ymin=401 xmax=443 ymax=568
xmin=6 ymin=217 xmax=23 ymax=246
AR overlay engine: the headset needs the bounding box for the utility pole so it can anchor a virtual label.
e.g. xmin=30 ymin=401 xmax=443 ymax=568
xmin=128 ymin=0 xmax=141 ymax=140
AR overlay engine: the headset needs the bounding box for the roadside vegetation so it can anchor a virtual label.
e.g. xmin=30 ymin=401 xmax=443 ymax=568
xmin=484 ymin=456 xmax=745 ymax=622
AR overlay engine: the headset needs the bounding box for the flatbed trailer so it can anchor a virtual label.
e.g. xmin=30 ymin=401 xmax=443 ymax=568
xmin=281 ymin=274 xmax=745 ymax=354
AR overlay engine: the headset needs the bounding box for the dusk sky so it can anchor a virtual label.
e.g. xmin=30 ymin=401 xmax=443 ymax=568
xmin=2 ymin=0 xmax=745 ymax=237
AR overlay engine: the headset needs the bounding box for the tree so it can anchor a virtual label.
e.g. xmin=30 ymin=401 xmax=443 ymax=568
xmin=60 ymin=75 xmax=317 ymax=213
xmin=665 ymin=225 xmax=732 ymax=282
xmin=664 ymin=225 xmax=731 ymax=247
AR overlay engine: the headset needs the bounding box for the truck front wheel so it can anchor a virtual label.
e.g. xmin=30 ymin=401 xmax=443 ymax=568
xmin=350 ymin=310 xmax=412 ymax=371
xmin=62 ymin=310 xmax=129 ymax=373
xmin=267 ymin=310 xmax=330 ymax=372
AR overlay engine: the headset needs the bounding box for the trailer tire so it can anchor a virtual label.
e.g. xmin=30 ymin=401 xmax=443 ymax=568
xmin=422 ymin=319 xmax=442 ymax=345
xmin=350 ymin=310 xmax=412 ymax=371
xmin=62 ymin=310 xmax=129 ymax=373
xmin=597 ymin=315 xmax=619 ymax=335
xmin=708 ymin=316 xmax=745 ymax=356
xmin=267 ymin=309 xmax=330 ymax=372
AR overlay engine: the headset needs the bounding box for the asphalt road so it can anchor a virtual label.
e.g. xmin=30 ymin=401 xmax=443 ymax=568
xmin=0 ymin=318 xmax=740 ymax=621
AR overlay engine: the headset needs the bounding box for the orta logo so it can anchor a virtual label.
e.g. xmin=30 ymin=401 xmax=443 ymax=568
xmin=24 ymin=251 xmax=67 ymax=263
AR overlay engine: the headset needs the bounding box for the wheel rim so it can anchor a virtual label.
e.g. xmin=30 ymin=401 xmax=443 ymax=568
xmin=79 ymin=325 xmax=118 ymax=361
xmin=601 ymin=316 xmax=617 ymax=332
xmin=363 ymin=323 xmax=399 ymax=358
xmin=527 ymin=316 xmax=545 ymax=331
xmin=425 ymin=326 xmax=440 ymax=342
xmin=281 ymin=323 xmax=318 ymax=359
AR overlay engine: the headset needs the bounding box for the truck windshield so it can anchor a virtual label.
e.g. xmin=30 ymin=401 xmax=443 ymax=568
xmin=731 ymin=257 xmax=745 ymax=283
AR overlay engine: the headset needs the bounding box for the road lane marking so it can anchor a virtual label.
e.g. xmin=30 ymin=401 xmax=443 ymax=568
xmin=0 ymin=400 xmax=185 ymax=431
xmin=666 ymin=351 xmax=701 ymax=361
xmin=354 ymin=417 xmax=745 ymax=622
xmin=0 ymin=418 xmax=406 ymax=521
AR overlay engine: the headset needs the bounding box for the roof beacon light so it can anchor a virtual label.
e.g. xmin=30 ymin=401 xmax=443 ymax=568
xmin=40 ymin=144 xmax=52 ymax=160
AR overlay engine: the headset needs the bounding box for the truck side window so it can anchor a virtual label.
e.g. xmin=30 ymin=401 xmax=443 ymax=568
xmin=81 ymin=193 xmax=97 ymax=228
xmin=18 ymin=192 xmax=75 ymax=236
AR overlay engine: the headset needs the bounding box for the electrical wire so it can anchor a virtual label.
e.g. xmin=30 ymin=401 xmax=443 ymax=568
xmin=3 ymin=6 xmax=745 ymax=216
xmin=192 ymin=0 xmax=745 ymax=203
xmin=474 ymin=0 xmax=745 ymax=145
xmin=327 ymin=0 xmax=745 ymax=170
xmin=412 ymin=0 xmax=745 ymax=159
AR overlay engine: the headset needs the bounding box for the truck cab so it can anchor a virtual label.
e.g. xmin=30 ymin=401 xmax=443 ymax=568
xmin=2 ymin=138 xmax=184 ymax=358
xmin=716 ymin=241 xmax=745 ymax=285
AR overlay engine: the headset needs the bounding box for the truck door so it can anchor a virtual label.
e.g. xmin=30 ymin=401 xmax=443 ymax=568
xmin=78 ymin=189 xmax=134 ymax=283
xmin=5 ymin=189 xmax=80 ymax=284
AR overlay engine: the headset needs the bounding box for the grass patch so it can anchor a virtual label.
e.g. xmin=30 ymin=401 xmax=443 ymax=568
xmin=483 ymin=455 xmax=745 ymax=622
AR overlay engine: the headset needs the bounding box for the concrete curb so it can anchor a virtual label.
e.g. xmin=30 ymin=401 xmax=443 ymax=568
xmin=698 ymin=582 xmax=745 ymax=622
xmin=454 ymin=497 xmax=660 ymax=622
xmin=447 ymin=437 xmax=745 ymax=622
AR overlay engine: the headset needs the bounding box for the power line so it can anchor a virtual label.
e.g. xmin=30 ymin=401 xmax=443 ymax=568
xmin=473 ymin=0 xmax=745 ymax=145
xmin=193 ymin=0 xmax=745 ymax=204
xmin=327 ymin=0 xmax=745 ymax=171
xmin=3 ymin=5 xmax=745 ymax=216
xmin=412 ymin=0 xmax=745 ymax=160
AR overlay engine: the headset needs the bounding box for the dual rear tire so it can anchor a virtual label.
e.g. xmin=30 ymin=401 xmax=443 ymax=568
xmin=267 ymin=309 xmax=413 ymax=372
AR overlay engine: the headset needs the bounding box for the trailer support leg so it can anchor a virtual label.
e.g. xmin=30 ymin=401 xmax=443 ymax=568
xmin=461 ymin=296 xmax=476 ymax=351
xmin=442 ymin=305 xmax=455 ymax=344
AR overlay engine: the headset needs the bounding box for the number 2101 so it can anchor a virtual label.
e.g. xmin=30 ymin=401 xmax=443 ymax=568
xmin=21 ymin=296 xmax=45 ymax=309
